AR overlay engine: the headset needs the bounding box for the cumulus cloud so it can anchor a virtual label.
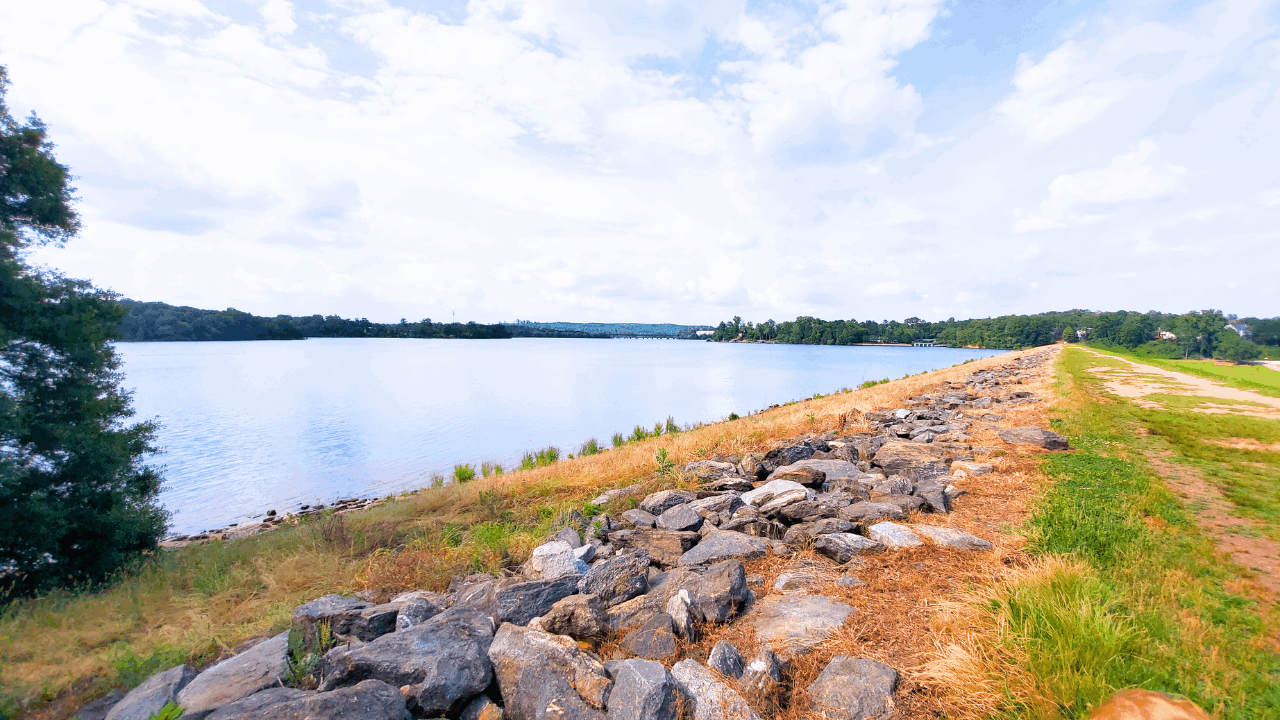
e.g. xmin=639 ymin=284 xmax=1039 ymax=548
xmin=0 ymin=0 xmax=1276 ymax=322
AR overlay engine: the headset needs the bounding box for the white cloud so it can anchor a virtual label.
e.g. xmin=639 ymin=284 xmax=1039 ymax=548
xmin=0 ymin=0 xmax=1276 ymax=323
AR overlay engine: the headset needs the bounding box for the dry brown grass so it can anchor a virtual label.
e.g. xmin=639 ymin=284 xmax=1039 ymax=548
xmin=0 ymin=347 xmax=1057 ymax=720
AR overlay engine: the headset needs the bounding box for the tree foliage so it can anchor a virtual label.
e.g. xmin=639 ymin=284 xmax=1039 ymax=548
xmin=0 ymin=67 xmax=165 ymax=600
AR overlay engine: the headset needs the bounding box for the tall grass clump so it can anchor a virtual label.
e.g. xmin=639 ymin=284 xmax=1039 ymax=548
xmin=480 ymin=462 xmax=503 ymax=478
xmin=630 ymin=425 xmax=651 ymax=442
xmin=453 ymin=464 xmax=477 ymax=484
xmin=611 ymin=432 xmax=626 ymax=448
xmin=521 ymin=446 xmax=561 ymax=470
xmin=579 ymin=438 xmax=601 ymax=456
xmin=664 ymin=416 xmax=679 ymax=434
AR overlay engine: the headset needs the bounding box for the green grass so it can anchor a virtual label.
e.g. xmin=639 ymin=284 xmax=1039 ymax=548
xmin=981 ymin=347 xmax=1280 ymax=719
xmin=1142 ymin=393 xmax=1268 ymax=411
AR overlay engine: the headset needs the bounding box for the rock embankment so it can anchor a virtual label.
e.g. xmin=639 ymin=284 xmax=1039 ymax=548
xmin=102 ymin=350 xmax=1064 ymax=719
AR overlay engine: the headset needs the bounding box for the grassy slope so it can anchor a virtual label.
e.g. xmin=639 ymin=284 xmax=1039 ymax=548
xmin=933 ymin=347 xmax=1280 ymax=718
xmin=0 ymin=356 xmax=1011 ymax=719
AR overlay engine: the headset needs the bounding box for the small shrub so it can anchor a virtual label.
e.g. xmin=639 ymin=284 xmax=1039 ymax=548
xmin=806 ymin=412 xmax=816 ymax=423
xmin=454 ymin=464 xmax=477 ymax=483
xmin=630 ymin=425 xmax=649 ymax=442
xmin=728 ymin=412 xmax=740 ymax=421
xmin=146 ymin=704 xmax=185 ymax=720
xmin=429 ymin=473 xmax=445 ymax=488
xmin=653 ymin=422 xmax=664 ymax=436
xmin=579 ymin=438 xmax=600 ymax=456
xmin=612 ymin=432 xmax=627 ymax=447
xmin=313 ymin=513 xmax=350 ymax=548
xmin=285 ymin=619 xmax=334 ymax=689
xmin=664 ymin=416 xmax=679 ymax=434
xmin=535 ymin=446 xmax=560 ymax=467
xmin=520 ymin=452 xmax=536 ymax=471
xmin=481 ymin=461 xmax=504 ymax=477
xmin=656 ymin=448 xmax=675 ymax=476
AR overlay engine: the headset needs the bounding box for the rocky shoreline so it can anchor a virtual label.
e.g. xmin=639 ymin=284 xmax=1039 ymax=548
xmin=102 ymin=350 xmax=1063 ymax=720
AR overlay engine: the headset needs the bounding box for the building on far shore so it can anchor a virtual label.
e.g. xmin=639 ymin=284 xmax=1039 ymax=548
xmin=1157 ymin=329 xmax=1178 ymax=341
xmin=913 ymin=338 xmax=936 ymax=347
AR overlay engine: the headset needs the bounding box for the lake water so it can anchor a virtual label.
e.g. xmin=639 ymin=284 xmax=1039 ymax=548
xmin=114 ymin=338 xmax=1004 ymax=535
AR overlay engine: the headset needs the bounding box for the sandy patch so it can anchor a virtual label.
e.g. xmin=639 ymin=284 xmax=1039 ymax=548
xmin=1207 ymin=437 xmax=1280 ymax=452
xmin=1083 ymin=351 xmax=1280 ymax=419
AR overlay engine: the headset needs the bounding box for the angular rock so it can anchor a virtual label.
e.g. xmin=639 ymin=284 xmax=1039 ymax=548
xmin=609 ymin=530 xmax=700 ymax=567
xmin=879 ymin=493 xmax=927 ymax=515
xmin=554 ymin=526 xmax=583 ymax=549
xmin=685 ymin=560 xmax=751 ymax=624
xmin=739 ymin=649 xmax=783 ymax=699
xmin=665 ymin=589 xmax=695 ymax=639
xmin=999 ymin=427 xmax=1070 ymax=450
xmin=813 ymin=534 xmax=886 ymax=563
xmin=750 ymin=595 xmax=854 ymax=658
xmin=606 ymin=659 xmax=677 ymax=720
xmin=913 ymin=525 xmax=994 ymax=551
xmin=871 ymin=441 xmax=951 ymax=475
xmin=951 ymin=461 xmax=994 ymax=477
xmin=913 ymin=480 xmax=951 ymax=514
xmin=578 ymin=549 xmax=650 ymax=606
xmin=761 ymin=443 xmax=819 ymax=473
xmin=489 ymin=623 xmax=612 ymax=720
xmin=806 ymin=656 xmax=899 ymax=720
xmin=460 ymin=695 xmax=505 ymax=720
xmin=542 ymin=593 xmax=608 ymax=640
xmin=838 ymin=502 xmax=907 ymax=525
xmin=497 ymin=575 xmax=581 ymax=626
xmin=204 ymin=688 xmax=310 ymax=720
xmin=620 ymin=612 xmax=679 ymax=661
xmin=707 ymin=641 xmax=744 ymax=679
xmin=773 ymin=459 xmax=861 ymax=484
xmin=866 ymin=522 xmax=923 ymax=549
xmin=205 ymin=681 xmax=409 ymax=720
xmin=639 ymin=490 xmax=697 ymax=516
xmin=706 ymin=476 xmax=755 ymax=493
xmin=395 ymin=596 xmax=443 ymax=631
xmin=717 ymin=516 xmax=786 ymax=540
xmin=670 ymin=660 xmax=763 ymax=720
xmin=105 ymin=664 xmax=197 ymax=720
xmin=318 ymin=607 xmax=494 ymax=717
xmin=176 ymin=633 xmax=289 ymax=720
xmin=765 ymin=465 xmax=826 ymax=488
xmin=590 ymin=486 xmax=640 ymax=507
xmin=738 ymin=453 xmax=765 ymax=480
xmin=575 ymin=543 xmax=597 ymax=563
xmin=620 ymin=509 xmax=657 ymax=529
xmin=782 ymin=518 xmax=854 ymax=546
xmin=530 ymin=540 xmax=590 ymax=580
xmin=685 ymin=460 xmax=739 ymax=478
xmin=740 ymin=480 xmax=813 ymax=507
xmin=656 ymin=503 xmax=704 ymax=532
xmin=688 ymin=493 xmax=745 ymax=519
xmin=677 ymin=530 xmax=768 ymax=566
xmin=292 ymin=594 xmax=396 ymax=644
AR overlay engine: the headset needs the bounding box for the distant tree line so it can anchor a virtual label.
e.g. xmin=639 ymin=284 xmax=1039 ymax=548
xmin=117 ymin=301 xmax=611 ymax=341
xmin=712 ymin=310 xmax=1275 ymax=362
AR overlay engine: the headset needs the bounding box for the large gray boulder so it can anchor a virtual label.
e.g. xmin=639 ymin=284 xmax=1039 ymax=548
xmin=782 ymin=518 xmax=855 ymax=545
xmin=805 ymin=656 xmax=899 ymax=720
xmin=639 ymin=490 xmax=697 ymax=516
xmin=541 ymin=593 xmax=608 ymax=639
xmin=530 ymin=540 xmax=590 ymax=579
xmin=292 ymin=594 xmax=399 ymax=644
xmin=771 ymin=459 xmax=861 ymax=484
xmin=866 ymin=522 xmax=923 ymax=549
xmin=606 ymin=659 xmax=677 ymax=720
xmin=105 ymin=664 xmax=197 ymax=720
xmin=205 ymin=681 xmax=409 ymax=720
xmin=318 ymin=607 xmax=494 ymax=717
xmin=175 ymin=633 xmax=289 ymax=720
xmin=620 ymin=508 xmax=657 ymax=529
xmin=676 ymin=530 xmax=768 ymax=567
xmin=488 ymin=623 xmax=612 ymax=720
xmin=619 ymin=612 xmax=679 ymax=661
xmin=395 ymin=596 xmax=444 ymax=630
xmin=813 ymin=533 xmax=885 ymax=563
xmin=913 ymin=525 xmax=994 ymax=551
xmin=999 ymin=427 xmax=1070 ymax=450
xmin=740 ymin=480 xmax=812 ymax=507
xmin=496 ymin=575 xmax=581 ymax=626
xmin=871 ymin=441 xmax=951 ymax=475
xmin=656 ymin=503 xmax=704 ymax=532
xmin=838 ymin=502 xmax=907 ymax=525
xmin=578 ymin=549 xmax=650 ymax=606
xmin=707 ymin=641 xmax=744 ymax=679
xmin=750 ymin=595 xmax=854 ymax=658
xmin=670 ymin=660 xmax=763 ymax=720
xmin=609 ymin=530 xmax=700 ymax=567
xmin=684 ymin=560 xmax=751 ymax=624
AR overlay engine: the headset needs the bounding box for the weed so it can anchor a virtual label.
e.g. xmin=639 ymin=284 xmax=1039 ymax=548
xmin=579 ymin=438 xmax=601 ymax=456
xmin=728 ymin=412 xmax=740 ymax=421
xmin=630 ymin=425 xmax=650 ymax=442
xmin=285 ymin=619 xmax=335 ymax=689
xmin=480 ymin=462 xmax=504 ymax=477
xmin=655 ymin=448 xmax=675 ymax=476
xmin=665 ymin=416 xmax=680 ymax=434
xmin=535 ymin=446 xmax=560 ymax=467
xmin=146 ymin=703 xmax=185 ymax=720
xmin=653 ymin=422 xmax=664 ymax=437
xmin=312 ymin=514 xmax=350 ymax=549
xmin=429 ymin=473 xmax=445 ymax=489
xmin=520 ymin=452 xmax=536 ymax=471
xmin=806 ymin=412 xmax=816 ymax=424
xmin=453 ymin=464 xmax=477 ymax=483
xmin=611 ymin=432 xmax=627 ymax=448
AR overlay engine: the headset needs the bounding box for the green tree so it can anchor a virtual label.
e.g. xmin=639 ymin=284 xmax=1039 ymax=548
xmin=1213 ymin=331 xmax=1263 ymax=364
xmin=0 ymin=67 xmax=166 ymax=600
xmin=1061 ymin=325 xmax=1076 ymax=343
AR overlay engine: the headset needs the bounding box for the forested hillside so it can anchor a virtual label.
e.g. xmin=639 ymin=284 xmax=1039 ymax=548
xmin=711 ymin=310 xmax=1277 ymax=358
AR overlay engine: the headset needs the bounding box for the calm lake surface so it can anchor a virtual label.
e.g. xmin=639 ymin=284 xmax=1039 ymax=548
xmin=115 ymin=338 xmax=1005 ymax=535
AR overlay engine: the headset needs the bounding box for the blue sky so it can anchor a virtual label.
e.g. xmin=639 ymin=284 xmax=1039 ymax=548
xmin=1 ymin=0 xmax=1276 ymax=323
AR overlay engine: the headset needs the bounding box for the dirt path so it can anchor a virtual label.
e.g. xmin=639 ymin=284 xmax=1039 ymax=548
xmin=1084 ymin=349 xmax=1280 ymax=603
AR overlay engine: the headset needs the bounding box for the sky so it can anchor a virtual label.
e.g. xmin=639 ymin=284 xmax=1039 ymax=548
xmin=1 ymin=0 xmax=1277 ymax=325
